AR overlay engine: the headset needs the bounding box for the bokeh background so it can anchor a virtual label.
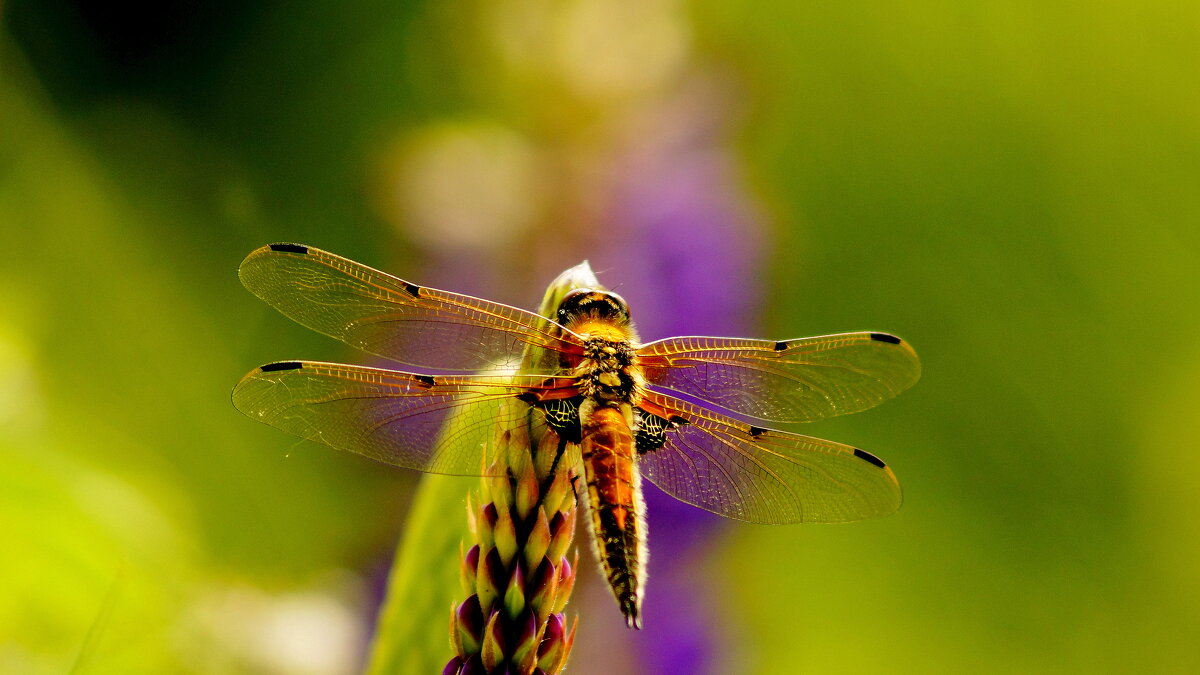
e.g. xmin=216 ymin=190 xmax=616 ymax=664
xmin=3 ymin=1 xmax=1199 ymax=673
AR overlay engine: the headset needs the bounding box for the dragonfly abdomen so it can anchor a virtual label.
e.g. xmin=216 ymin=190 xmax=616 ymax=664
xmin=580 ymin=403 xmax=646 ymax=629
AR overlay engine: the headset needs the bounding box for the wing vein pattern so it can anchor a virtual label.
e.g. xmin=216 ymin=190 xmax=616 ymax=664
xmin=638 ymin=332 xmax=920 ymax=423
xmin=638 ymin=391 xmax=902 ymax=524
xmin=232 ymin=361 xmax=571 ymax=476
xmin=239 ymin=245 xmax=581 ymax=373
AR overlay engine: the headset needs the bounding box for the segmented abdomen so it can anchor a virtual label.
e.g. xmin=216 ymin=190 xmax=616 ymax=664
xmin=580 ymin=405 xmax=645 ymax=629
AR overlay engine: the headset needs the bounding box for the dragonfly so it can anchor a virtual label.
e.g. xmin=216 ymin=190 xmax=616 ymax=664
xmin=232 ymin=244 xmax=921 ymax=629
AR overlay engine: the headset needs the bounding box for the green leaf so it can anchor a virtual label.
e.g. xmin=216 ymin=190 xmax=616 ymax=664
xmin=364 ymin=474 xmax=474 ymax=675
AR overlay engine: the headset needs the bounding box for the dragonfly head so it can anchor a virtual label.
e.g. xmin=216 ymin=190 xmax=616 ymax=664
xmin=556 ymin=288 xmax=631 ymax=329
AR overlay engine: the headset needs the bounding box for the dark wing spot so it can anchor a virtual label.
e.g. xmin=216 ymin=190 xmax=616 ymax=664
xmin=413 ymin=374 xmax=437 ymax=388
xmin=260 ymin=361 xmax=303 ymax=372
xmin=668 ymin=415 xmax=690 ymax=427
xmin=774 ymin=341 xmax=789 ymax=351
xmin=268 ymin=243 xmax=309 ymax=254
xmin=748 ymin=426 xmax=767 ymax=438
xmin=516 ymin=391 xmax=539 ymax=404
xmin=403 ymin=282 xmax=422 ymax=297
xmin=870 ymin=333 xmax=902 ymax=344
xmin=853 ymin=448 xmax=887 ymax=468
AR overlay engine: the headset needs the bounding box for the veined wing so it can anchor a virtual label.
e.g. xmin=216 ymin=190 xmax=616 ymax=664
xmin=232 ymin=360 xmax=576 ymax=476
xmin=637 ymin=390 xmax=902 ymax=524
xmin=239 ymin=244 xmax=583 ymax=372
xmin=637 ymin=332 xmax=920 ymax=423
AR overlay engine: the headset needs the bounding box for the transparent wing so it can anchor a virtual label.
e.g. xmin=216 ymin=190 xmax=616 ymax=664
xmin=637 ymin=332 xmax=920 ymax=423
xmin=232 ymin=360 xmax=572 ymax=476
xmin=239 ymin=244 xmax=583 ymax=372
xmin=637 ymin=391 xmax=902 ymax=524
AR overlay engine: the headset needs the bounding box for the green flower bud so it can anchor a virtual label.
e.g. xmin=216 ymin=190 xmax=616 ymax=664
xmin=523 ymin=509 xmax=551 ymax=572
xmin=495 ymin=505 xmax=519 ymax=564
xmin=503 ymin=562 xmax=527 ymax=618
xmin=480 ymin=611 xmax=505 ymax=672
xmin=476 ymin=548 xmax=505 ymax=613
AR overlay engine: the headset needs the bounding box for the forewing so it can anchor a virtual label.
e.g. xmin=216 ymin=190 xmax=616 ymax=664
xmin=239 ymin=244 xmax=582 ymax=372
xmin=637 ymin=391 xmax=902 ymax=524
xmin=638 ymin=332 xmax=920 ymax=423
xmin=232 ymin=361 xmax=560 ymax=475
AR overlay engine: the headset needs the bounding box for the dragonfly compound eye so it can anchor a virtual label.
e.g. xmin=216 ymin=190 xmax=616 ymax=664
xmin=557 ymin=289 xmax=631 ymax=327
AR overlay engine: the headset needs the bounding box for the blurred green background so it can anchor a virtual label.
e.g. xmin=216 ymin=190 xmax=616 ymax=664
xmin=2 ymin=1 xmax=1198 ymax=673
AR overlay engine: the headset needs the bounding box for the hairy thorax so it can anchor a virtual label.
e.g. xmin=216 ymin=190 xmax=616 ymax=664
xmin=574 ymin=336 xmax=645 ymax=408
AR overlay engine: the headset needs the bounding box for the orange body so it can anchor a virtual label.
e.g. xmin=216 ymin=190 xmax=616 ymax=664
xmin=580 ymin=404 xmax=645 ymax=629
xmin=555 ymin=290 xmax=648 ymax=629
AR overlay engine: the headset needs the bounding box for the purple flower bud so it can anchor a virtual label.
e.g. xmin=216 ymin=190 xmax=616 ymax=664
xmin=528 ymin=558 xmax=559 ymax=624
xmin=478 ymin=502 xmax=499 ymax=552
xmin=477 ymin=548 xmax=506 ymax=613
xmin=537 ymin=613 xmax=565 ymax=671
xmin=510 ymin=607 xmax=539 ymax=672
xmin=552 ymin=555 xmax=575 ymax=614
xmin=541 ymin=613 xmax=564 ymax=651
xmin=442 ymin=655 xmax=464 ymax=675
xmin=459 ymin=654 xmax=486 ymax=675
xmin=455 ymin=595 xmax=484 ymax=655
xmin=462 ymin=544 xmax=481 ymax=597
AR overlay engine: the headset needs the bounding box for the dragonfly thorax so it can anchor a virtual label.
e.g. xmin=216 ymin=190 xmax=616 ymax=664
xmin=576 ymin=337 xmax=644 ymax=407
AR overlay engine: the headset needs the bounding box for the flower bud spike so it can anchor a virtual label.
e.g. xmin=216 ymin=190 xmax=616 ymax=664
xmin=437 ymin=277 xmax=581 ymax=673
